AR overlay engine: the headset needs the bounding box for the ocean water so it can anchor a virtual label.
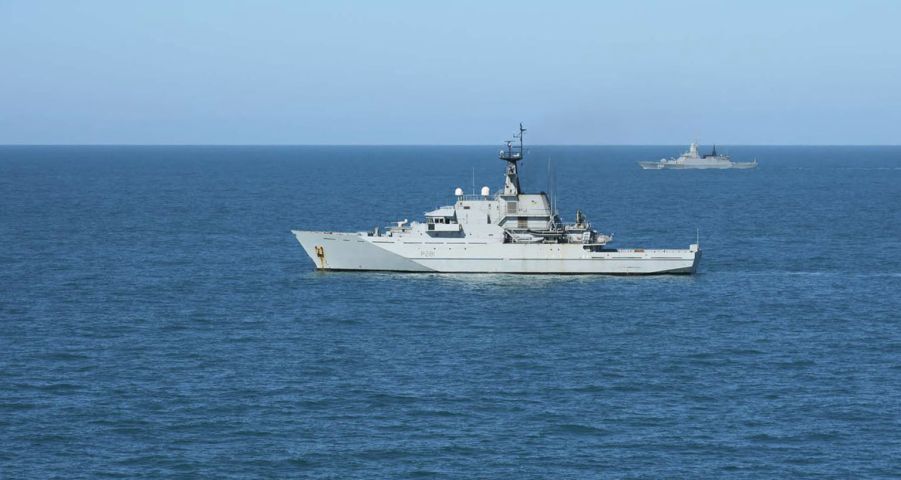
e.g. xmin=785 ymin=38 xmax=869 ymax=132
xmin=1 ymin=145 xmax=900 ymax=478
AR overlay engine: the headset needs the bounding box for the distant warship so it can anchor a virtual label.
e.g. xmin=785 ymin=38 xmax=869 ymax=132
xmin=293 ymin=125 xmax=700 ymax=274
xmin=640 ymin=143 xmax=757 ymax=169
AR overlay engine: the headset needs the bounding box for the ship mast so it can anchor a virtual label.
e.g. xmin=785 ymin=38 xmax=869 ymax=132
xmin=499 ymin=123 xmax=526 ymax=196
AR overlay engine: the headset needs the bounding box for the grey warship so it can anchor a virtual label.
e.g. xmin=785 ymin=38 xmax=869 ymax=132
xmin=293 ymin=125 xmax=700 ymax=274
xmin=640 ymin=143 xmax=758 ymax=169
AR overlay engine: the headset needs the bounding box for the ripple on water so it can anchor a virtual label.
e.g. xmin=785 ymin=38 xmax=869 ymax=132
xmin=2 ymin=145 xmax=901 ymax=478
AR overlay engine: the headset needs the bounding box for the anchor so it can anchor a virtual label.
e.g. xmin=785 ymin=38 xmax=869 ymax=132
xmin=314 ymin=245 xmax=326 ymax=269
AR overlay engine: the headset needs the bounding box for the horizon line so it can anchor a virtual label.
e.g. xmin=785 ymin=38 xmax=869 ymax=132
xmin=2 ymin=143 xmax=900 ymax=147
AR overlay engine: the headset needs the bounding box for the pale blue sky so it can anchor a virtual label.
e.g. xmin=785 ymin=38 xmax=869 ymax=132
xmin=1 ymin=1 xmax=899 ymax=144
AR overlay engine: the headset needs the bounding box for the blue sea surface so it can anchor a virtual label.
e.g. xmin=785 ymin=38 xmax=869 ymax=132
xmin=1 ymin=145 xmax=900 ymax=478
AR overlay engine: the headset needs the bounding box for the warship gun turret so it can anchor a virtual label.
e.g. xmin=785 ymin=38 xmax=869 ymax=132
xmin=293 ymin=125 xmax=700 ymax=274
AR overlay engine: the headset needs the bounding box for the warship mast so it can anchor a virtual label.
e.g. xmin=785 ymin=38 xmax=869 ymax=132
xmin=499 ymin=123 xmax=526 ymax=196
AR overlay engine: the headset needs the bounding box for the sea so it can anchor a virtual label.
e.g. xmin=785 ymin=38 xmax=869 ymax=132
xmin=1 ymin=145 xmax=900 ymax=478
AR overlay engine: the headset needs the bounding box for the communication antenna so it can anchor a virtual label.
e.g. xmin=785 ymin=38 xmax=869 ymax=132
xmin=546 ymin=157 xmax=551 ymax=217
xmin=546 ymin=157 xmax=551 ymax=197
xmin=551 ymin=157 xmax=560 ymax=215
xmin=515 ymin=122 xmax=526 ymax=181
xmin=471 ymin=167 xmax=475 ymax=195
xmin=515 ymin=122 xmax=526 ymax=152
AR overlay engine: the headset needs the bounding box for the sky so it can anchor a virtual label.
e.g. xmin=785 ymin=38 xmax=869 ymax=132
xmin=1 ymin=1 xmax=899 ymax=145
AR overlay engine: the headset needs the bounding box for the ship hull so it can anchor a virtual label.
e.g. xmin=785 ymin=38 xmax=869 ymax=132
xmin=293 ymin=231 xmax=700 ymax=275
xmin=639 ymin=161 xmax=757 ymax=170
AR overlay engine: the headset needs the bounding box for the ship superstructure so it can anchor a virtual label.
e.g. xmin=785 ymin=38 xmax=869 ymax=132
xmin=293 ymin=125 xmax=700 ymax=274
xmin=640 ymin=143 xmax=757 ymax=169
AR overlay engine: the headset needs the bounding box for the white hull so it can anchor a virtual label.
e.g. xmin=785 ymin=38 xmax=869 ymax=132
xmin=293 ymin=231 xmax=700 ymax=275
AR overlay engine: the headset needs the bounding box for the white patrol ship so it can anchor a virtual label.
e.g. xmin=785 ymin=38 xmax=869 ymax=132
xmin=640 ymin=143 xmax=757 ymax=169
xmin=293 ymin=125 xmax=701 ymax=274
